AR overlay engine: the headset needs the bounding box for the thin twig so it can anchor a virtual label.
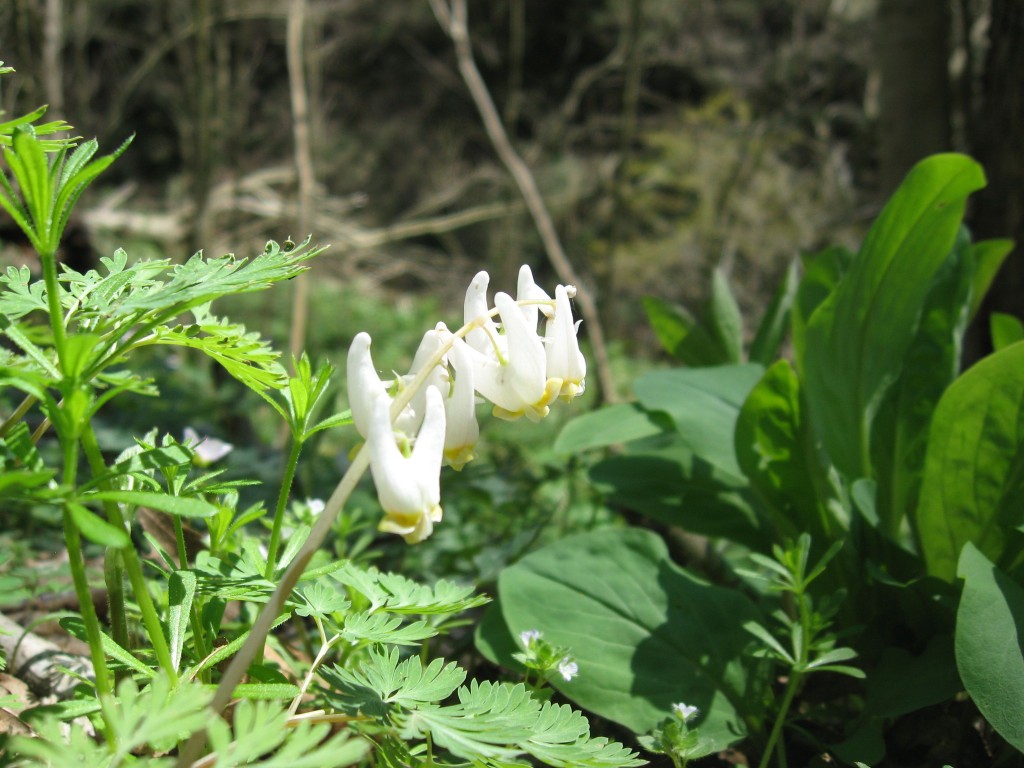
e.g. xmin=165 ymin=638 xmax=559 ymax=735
xmin=287 ymin=0 xmax=316 ymax=363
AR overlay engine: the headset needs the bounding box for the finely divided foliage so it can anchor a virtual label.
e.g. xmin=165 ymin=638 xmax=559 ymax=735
xmin=0 ymin=71 xmax=641 ymax=768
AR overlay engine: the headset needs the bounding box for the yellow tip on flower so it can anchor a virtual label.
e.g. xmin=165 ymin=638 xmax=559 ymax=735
xmin=444 ymin=444 xmax=477 ymax=471
xmin=378 ymin=504 xmax=443 ymax=544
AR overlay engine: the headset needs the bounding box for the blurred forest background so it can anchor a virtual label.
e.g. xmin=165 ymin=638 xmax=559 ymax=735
xmin=1 ymin=0 xmax=1022 ymax=383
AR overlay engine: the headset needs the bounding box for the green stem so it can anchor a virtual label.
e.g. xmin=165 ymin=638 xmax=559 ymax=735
xmin=40 ymin=249 xmax=67 ymax=369
xmin=80 ymin=425 xmax=179 ymax=683
xmin=759 ymin=589 xmax=811 ymax=768
xmin=0 ymin=394 xmax=37 ymax=438
xmin=104 ymin=548 xmax=130 ymax=677
xmin=63 ymin=509 xmax=119 ymax=743
xmin=59 ymin=435 xmax=117 ymax=746
xmin=758 ymin=670 xmax=800 ymax=768
xmin=265 ymin=435 xmax=304 ymax=579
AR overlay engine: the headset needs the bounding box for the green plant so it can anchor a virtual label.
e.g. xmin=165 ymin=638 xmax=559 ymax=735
xmin=0 ymin=64 xmax=641 ymax=768
xmin=479 ymin=153 xmax=1024 ymax=765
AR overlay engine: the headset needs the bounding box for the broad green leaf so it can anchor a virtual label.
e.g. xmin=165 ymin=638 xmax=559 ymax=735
xmin=865 ymin=634 xmax=960 ymax=718
xmin=706 ymin=268 xmax=743 ymax=364
xmin=586 ymin=365 xmax=768 ymax=548
xmin=88 ymin=489 xmax=219 ymax=518
xmin=554 ymin=402 xmax=665 ymax=453
xmin=589 ymin=451 xmax=765 ymax=549
xmin=642 ymin=270 xmax=742 ymax=366
xmin=968 ymin=239 xmax=1014 ymax=320
xmin=735 ymin=360 xmax=831 ymax=542
xmin=749 ymin=259 xmax=798 ymax=365
xmin=634 ymin=363 xmax=764 ymax=476
xmin=991 ymin=312 xmax=1024 ymax=350
xmin=791 ymin=245 xmax=853 ymax=374
xmin=803 ymin=154 xmax=985 ymax=478
xmin=494 ymin=528 xmax=766 ymax=747
xmin=916 ymin=342 xmax=1024 ymax=580
xmin=956 ymin=544 xmax=1024 ymax=750
xmin=168 ymin=570 xmax=197 ymax=673
xmin=67 ymin=502 xmax=130 ymax=548
xmin=870 ymin=230 xmax=975 ymax=538
xmin=641 ymin=296 xmax=720 ymax=366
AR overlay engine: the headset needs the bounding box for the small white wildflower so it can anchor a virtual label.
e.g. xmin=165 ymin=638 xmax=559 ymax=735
xmin=558 ymin=657 xmax=579 ymax=682
xmin=519 ymin=629 xmax=542 ymax=647
xmin=307 ymin=499 xmax=325 ymax=517
xmin=184 ymin=427 xmax=233 ymax=466
xmin=672 ymin=702 xmax=699 ymax=722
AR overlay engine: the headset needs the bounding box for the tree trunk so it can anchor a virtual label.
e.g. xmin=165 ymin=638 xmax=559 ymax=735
xmin=970 ymin=0 xmax=1024 ymax=320
xmin=875 ymin=0 xmax=952 ymax=194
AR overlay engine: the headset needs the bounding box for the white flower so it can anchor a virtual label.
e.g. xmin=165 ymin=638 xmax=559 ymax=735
xmin=468 ymin=291 xmax=561 ymax=422
xmin=406 ymin=325 xmax=480 ymax=470
xmin=347 ymin=332 xmax=390 ymax=439
xmin=545 ymin=284 xmax=587 ymax=401
xmin=366 ymin=385 xmax=446 ymax=544
xmin=672 ymin=702 xmax=699 ymax=722
xmin=183 ymin=427 xmax=233 ymax=466
xmin=557 ymin=657 xmax=579 ymax=682
xmin=463 ymin=271 xmax=501 ymax=356
xmin=439 ymin=332 xmax=480 ymax=469
xmin=519 ymin=629 xmax=542 ymax=647
xmin=515 ymin=265 xmax=552 ymax=330
xmin=348 ymin=332 xmax=419 ymax=438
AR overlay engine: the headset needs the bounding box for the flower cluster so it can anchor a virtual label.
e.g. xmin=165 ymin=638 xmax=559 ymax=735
xmin=347 ymin=266 xmax=586 ymax=544
xmin=515 ymin=628 xmax=579 ymax=683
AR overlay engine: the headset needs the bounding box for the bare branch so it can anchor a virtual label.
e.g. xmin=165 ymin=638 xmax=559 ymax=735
xmin=287 ymin=0 xmax=316 ymax=361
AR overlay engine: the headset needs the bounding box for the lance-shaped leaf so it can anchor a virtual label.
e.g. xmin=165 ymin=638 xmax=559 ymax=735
xmin=803 ymin=154 xmax=985 ymax=479
xmin=916 ymin=342 xmax=1024 ymax=580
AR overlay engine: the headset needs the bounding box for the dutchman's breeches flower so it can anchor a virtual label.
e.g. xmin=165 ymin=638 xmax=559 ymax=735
xmin=351 ymin=265 xmax=586 ymax=544
xmin=367 ymin=385 xmax=446 ymax=544
xmin=406 ymin=324 xmax=480 ymax=470
xmin=468 ymin=291 xmax=561 ymax=422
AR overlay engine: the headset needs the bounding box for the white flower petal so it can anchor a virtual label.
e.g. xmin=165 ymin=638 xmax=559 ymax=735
xmin=464 ymin=271 xmax=501 ymax=357
xmin=442 ymin=336 xmax=480 ymax=469
xmin=494 ymin=291 xmax=546 ymax=404
xmin=516 ymin=265 xmax=552 ymax=330
xmin=367 ymin=386 xmax=446 ymax=544
xmin=546 ymin=285 xmax=587 ymax=400
xmin=347 ymin=332 xmax=388 ymax=439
